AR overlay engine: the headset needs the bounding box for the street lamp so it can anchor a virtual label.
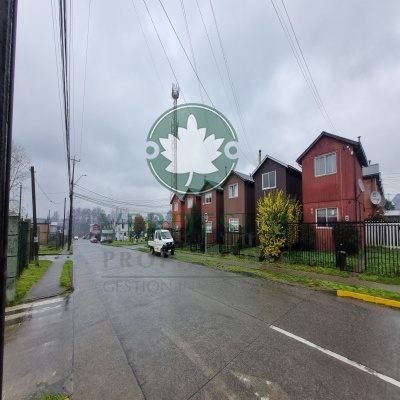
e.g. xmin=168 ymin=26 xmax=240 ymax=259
xmin=67 ymin=173 xmax=87 ymax=251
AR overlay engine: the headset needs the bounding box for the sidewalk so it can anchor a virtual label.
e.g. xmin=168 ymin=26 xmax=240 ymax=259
xmin=22 ymin=248 xmax=72 ymax=302
xmin=175 ymin=251 xmax=400 ymax=294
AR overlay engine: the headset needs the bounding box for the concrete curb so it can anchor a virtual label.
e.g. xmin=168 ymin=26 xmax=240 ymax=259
xmin=337 ymin=289 xmax=400 ymax=309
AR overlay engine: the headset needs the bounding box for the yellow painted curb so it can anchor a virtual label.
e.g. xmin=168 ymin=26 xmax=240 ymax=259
xmin=337 ymin=290 xmax=400 ymax=309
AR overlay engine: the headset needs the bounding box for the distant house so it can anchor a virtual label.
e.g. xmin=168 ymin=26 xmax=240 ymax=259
xmin=222 ymin=171 xmax=255 ymax=244
xmin=362 ymin=163 xmax=384 ymax=219
xmin=296 ymin=131 xmax=368 ymax=224
xmin=199 ymin=181 xmax=224 ymax=242
xmin=170 ymin=193 xmax=185 ymax=240
xmin=35 ymin=218 xmax=49 ymax=245
xmin=252 ymin=153 xmax=302 ymax=214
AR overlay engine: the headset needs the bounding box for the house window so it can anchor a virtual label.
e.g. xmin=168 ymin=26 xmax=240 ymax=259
xmin=173 ymin=202 xmax=178 ymax=212
xmin=229 ymin=183 xmax=238 ymax=198
xmin=206 ymin=221 xmax=212 ymax=233
xmin=317 ymin=208 xmax=338 ymax=227
xmin=262 ymin=171 xmax=276 ymax=190
xmin=315 ymin=152 xmax=337 ymax=177
xmin=187 ymin=198 xmax=193 ymax=208
xmin=229 ymin=218 xmax=239 ymax=232
xmin=205 ymin=193 xmax=212 ymax=204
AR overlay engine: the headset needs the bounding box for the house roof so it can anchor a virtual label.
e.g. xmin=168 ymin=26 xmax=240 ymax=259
xmin=199 ymin=180 xmax=223 ymax=193
xmin=362 ymin=163 xmax=383 ymax=194
xmin=169 ymin=193 xmax=184 ymax=204
xmin=232 ymin=170 xmax=254 ymax=183
xmin=252 ymin=154 xmax=301 ymax=177
xmin=296 ymin=131 xmax=368 ymax=167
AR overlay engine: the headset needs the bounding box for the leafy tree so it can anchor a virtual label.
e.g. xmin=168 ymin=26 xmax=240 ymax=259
xmin=133 ymin=214 xmax=146 ymax=238
xmin=384 ymin=199 xmax=395 ymax=211
xmin=187 ymin=203 xmax=202 ymax=238
xmin=257 ymin=190 xmax=302 ymax=259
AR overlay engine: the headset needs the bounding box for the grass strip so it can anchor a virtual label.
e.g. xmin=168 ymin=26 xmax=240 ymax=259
xmin=39 ymin=394 xmax=69 ymax=400
xmin=9 ymin=260 xmax=52 ymax=306
xmin=357 ymin=273 xmax=400 ymax=286
xmin=104 ymin=241 xmax=144 ymax=247
xmin=60 ymin=260 xmax=73 ymax=293
xmin=38 ymin=245 xmax=62 ymax=255
xmin=175 ymin=254 xmax=400 ymax=303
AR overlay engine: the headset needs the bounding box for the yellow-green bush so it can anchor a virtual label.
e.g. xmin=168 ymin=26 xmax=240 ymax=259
xmin=257 ymin=189 xmax=301 ymax=259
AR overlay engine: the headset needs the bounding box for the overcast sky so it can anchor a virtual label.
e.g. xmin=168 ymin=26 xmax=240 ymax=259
xmin=12 ymin=0 xmax=400 ymax=219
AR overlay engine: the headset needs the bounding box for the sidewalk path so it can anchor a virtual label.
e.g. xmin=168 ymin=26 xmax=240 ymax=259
xmin=175 ymin=251 xmax=400 ymax=294
xmin=22 ymin=248 xmax=71 ymax=302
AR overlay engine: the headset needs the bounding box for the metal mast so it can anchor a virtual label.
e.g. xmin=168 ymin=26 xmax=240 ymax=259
xmin=171 ymin=83 xmax=179 ymax=196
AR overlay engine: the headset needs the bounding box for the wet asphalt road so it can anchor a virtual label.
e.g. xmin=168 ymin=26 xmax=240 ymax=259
xmin=4 ymin=240 xmax=400 ymax=399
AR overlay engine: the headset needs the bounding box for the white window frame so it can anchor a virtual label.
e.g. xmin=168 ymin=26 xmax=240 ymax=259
xmin=173 ymin=202 xmax=178 ymax=212
xmin=187 ymin=197 xmax=193 ymax=209
xmin=315 ymin=152 xmax=337 ymax=177
xmin=229 ymin=218 xmax=239 ymax=232
xmin=316 ymin=207 xmax=338 ymax=228
xmin=262 ymin=171 xmax=276 ymax=190
xmin=229 ymin=183 xmax=238 ymax=199
xmin=204 ymin=192 xmax=212 ymax=204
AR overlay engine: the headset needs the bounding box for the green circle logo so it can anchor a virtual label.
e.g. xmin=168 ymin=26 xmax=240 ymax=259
xmin=146 ymin=103 xmax=239 ymax=194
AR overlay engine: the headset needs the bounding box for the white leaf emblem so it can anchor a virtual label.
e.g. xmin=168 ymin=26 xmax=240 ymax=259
xmin=160 ymin=114 xmax=224 ymax=187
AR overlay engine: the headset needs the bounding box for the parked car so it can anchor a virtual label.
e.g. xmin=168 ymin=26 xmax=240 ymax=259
xmin=74 ymin=236 xmax=79 ymax=240
xmin=90 ymin=237 xmax=98 ymax=243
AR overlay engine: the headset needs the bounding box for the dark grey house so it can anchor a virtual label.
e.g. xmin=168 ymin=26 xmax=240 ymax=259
xmin=252 ymin=154 xmax=302 ymax=212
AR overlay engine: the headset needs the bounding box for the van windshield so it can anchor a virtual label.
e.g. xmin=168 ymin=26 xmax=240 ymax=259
xmin=161 ymin=231 xmax=172 ymax=239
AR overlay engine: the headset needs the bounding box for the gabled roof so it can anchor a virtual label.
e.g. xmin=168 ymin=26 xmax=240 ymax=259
xmin=296 ymin=131 xmax=368 ymax=167
xmin=199 ymin=180 xmax=223 ymax=193
xmin=363 ymin=163 xmax=383 ymax=194
xmin=169 ymin=193 xmax=184 ymax=204
xmin=230 ymin=170 xmax=254 ymax=183
xmin=252 ymin=154 xmax=301 ymax=177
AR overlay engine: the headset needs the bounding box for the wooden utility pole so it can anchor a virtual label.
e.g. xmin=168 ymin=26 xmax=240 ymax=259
xmin=68 ymin=157 xmax=79 ymax=250
xmin=62 ymin=197 xmax=66 ymax=247
xmin=0 ymin=0 xmax=18 ymax=396
xmin=31 ymin=166 xmax=38 ymax=265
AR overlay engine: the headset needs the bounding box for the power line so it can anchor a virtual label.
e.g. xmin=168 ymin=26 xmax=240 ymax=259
xmin=269 ymin=0 xmax=338 ymax=135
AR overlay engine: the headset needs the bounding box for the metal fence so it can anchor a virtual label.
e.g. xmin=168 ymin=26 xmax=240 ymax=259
xmin=174 ymin=222 xmax=400 ymax=276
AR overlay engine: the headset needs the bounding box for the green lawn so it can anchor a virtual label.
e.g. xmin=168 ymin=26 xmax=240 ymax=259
xmin=9 ymin=260 xmax=52 ymax=306
xmin=39 ymin=245 xmax=62 ymax=255
xmin=60 ymin=260 xmax=73 ymax=293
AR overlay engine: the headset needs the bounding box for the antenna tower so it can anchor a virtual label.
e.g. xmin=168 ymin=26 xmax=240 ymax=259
xmin=171 ymin=83 xmax=179 ymax=196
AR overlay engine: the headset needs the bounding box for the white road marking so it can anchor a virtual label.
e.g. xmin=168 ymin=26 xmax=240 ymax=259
xmin=5 ymin=304 xmax=63 ymax=321
xmin=271 ymin=325 xmax=400 ymax=389
xmin=6 ymin=296 xmax=64 ymax=313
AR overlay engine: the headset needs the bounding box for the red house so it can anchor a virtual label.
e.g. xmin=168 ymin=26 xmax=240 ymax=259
xmin=296 ymin=132 xmax=368 ymax=224
xmin=222 ymin=171 xmax=255 ymax=244
xmin=199 ymin=181 xmax=224 ymax=240
xmin=170 ymin=193 xmax=185 ymax=241
xmin=362 ymin=163 xmax=384 ymax=219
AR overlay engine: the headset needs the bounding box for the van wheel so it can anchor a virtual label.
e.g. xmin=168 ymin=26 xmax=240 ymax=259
xmin=163 ymin=251 xmax=167 ymax=258
xmin=151 ymin=247 xmax=154 ymax=255
xmin=171 ymin=249 xmax=174 ymax=256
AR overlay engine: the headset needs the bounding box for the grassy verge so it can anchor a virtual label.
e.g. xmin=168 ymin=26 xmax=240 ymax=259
xmin=104 ymin=241 xmax=143 ymax=247
xmin=60 ymin=260 xmax=73 ymax=293
xmin=39 ymin=393 xmax=70 ymax=400
xmin=39 ymin=245 xmax=62 ymax=255
xmin=174 ymin=253 xmax=400 ymax=302
xmin=358 ymin=273 xmax=400 ymax=286
xmin=9 ymin=260 xmax=52 ymax=306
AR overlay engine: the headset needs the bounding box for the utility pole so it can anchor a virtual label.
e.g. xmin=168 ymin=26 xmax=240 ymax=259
xmin=62 ymin=197 xmax=66 ymax=247
xmin=31 ymin=166 xmax=38 ymax=265
xmin=68 ymin=157 xmax=80 ymax=251
xmin=0 ymin=0 xmax=18 ymax=394
xmin=18 ymin=182 xmax=21 ymax=220
xmin=171 ymin=83 xmax=179 ymax=196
